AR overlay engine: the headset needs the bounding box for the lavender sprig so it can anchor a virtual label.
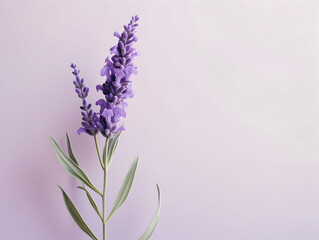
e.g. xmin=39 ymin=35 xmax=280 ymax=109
xmin=96 ymin=15 xmax=139 ymax=138
xmin=50 ymin=16 xmax=161 ymax=240
xmin=71 ymin=63 xmax=98 ymax=136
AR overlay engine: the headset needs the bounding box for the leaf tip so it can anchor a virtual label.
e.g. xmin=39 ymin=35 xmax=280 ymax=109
xmin=156 ymin=184 xmax=161 ymax=201
xmin=48 ymin=135 xmax=56 ymax=145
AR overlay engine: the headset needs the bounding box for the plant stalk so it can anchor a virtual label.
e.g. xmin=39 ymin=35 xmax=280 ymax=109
xmin=102 ymin=138 xmax=109 ymax=240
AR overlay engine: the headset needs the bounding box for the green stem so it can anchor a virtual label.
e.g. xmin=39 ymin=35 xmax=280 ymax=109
xmin=102 ymin=138 xmax=109 ymax=240
xmin=94 ymin=135 xmax=104 ymax=170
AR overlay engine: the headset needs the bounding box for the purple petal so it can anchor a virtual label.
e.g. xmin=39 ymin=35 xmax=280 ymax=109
xmin=81 ymin=112 xmax=88 ymax=119
xmin=113 ymin=31 xmax=121 ymax=39
xmin=113 ymin=107 xmax=126 ymax=121
xmin=77 ymin=127 xmax=87 ymax=135
xmin=96 ymin=121 xmax=104 ymax=131
xmin=124 ymin=66 xmax=137 ymax=79
xmin=96 ymin=84 xmax=103 ymax=92
xmin=110 ymin=46 xmax=119 ymax=55
xmin=117 ymin=125 xmax=126 ymax=132
xmin=101 ymin=108 xmax=114 ymax=123
xmin=122 ymin=31 xmax=128 ymax=39
xmin=105 ymin=129 xmax=111 ymax=137
xmin=124 ymin=85 xmax=134 ymax=98
xmin=114 ymin=68 xmax=125 ymax=81
xmin=96 ymin=99 xmax=107 ymax=113
xmin=75 ymin=89 xmax=81 ymax=96
xmin=100 ymin=65 xmax=108 ymax=76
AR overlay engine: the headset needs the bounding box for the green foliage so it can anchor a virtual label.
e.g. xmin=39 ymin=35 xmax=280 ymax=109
xmin=106 ymin=156 xmax=139 ymax=223
xmin=66 ymin=132 xmax=78 ymax=165
xmin=58 ymin=186 xmax=98 ymax=240
xmin=104 ymin=132 xmax=121 ymax=167
xmin=65 ymin=133 xmax=102 ymax=220
xmin=138 ymin=185 xmax=161 ymax=240
xmin=50 ymin=133 xmax=161 ymax=240
xmin=78 ymin=186 xmax=103 ymax=221
xmin=49 ymin=135 xmax=102 ymax=196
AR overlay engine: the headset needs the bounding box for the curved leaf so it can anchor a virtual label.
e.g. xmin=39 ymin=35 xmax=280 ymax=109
xmin=105 ymin=132 xmax=121 ymax=167
xmin=138 ymin=185 xmax=161 ymax=240
xmin=94 ymin=135 xmax=105 ymax=169
xmin=49 ymin=135 xmax=102 ymax=196
xmin=106 ymin=155 xmax=138 ymax=222
xmin=66 ymin=132 xmax=78 ymax=165
xmin=58 ymin=186 xmax=98 ymax=240
xmin=65 ymin=134 xmax=102 ymax=220
xmin=78 ymin=186 xmax=102 ymax=221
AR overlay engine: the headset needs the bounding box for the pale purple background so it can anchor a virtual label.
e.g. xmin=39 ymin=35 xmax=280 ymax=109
xmin=1 ymin=0 xmax=319 ymax=239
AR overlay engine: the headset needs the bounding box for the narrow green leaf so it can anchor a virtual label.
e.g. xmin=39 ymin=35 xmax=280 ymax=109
xmin=66 ymin=132 xmax=78 ymax=165
xmin=78 ymin=186 xmax=103 ymax=221
xmin=65 ymin=134 xmax=102 ymax=220
xmin=49 ymin=135 xmax=102 ymax=196
xmin=106 ymin=132 xmax=121 ymax=167
xmin=138 ymin=185 xmax=161 ymax=240
xmin=58 ymin=186 xmax=98 ymax=240
xmin=106 ymin=155 xmax=138 ymax=222
xmin=94 ymin=135 xmax=105 ymax=169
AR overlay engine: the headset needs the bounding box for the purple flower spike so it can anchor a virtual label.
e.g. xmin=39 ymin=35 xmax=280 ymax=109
xmin=71 ymin=63 xmax=98 ymax=136
xmin=96 ymin=15 xmax=139 ymax=138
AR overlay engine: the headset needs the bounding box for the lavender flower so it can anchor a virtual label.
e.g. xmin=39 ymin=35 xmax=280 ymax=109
xmin=96 ymin=15 xmax=139 ymax=138
xmin=51 ymin=17 xmax=161 ymax=240
xmin=71 ymin=63 xmax=98 ymax=136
